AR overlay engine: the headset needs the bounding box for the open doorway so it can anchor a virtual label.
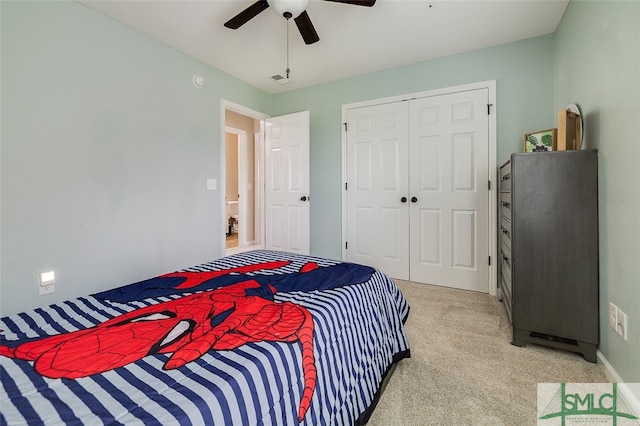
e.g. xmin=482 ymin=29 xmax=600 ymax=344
xmin=221 ymin=100 xmax=310 ymax=256
xmin=224 ymin=130 xmax=241 ymax=249
xmin=223 ymin=106 xmax=265 ymax=255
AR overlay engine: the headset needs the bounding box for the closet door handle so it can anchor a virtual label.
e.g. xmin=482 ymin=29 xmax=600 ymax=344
xmin=411 ymin=197 xmax=418 ymax=203
xmin=401 ymin=197 xmax=407 ymax=203
xmin=300 ymin=196 xmax=308 ymax=202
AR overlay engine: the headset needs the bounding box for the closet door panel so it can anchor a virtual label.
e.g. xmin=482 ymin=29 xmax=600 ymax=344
xmin=417 ymin=136 xmax=440 ymax=191
xmin=417 ymin=209 xmax=440 ymax=264
xmin=346 ymin=102 xmax=410 ymax=280
xmin=409 ymin=89 xmax=489 ymax=292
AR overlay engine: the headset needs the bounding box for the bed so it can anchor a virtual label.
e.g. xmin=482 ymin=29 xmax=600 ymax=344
xmin=1 ymin=250 xmax=410 ymax=425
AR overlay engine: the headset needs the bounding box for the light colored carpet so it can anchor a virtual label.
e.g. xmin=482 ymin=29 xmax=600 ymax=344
xmin=226 ymin=232 xmax=238 ymax=249
xmin=368 ymin=280 xmax=607 ymax=425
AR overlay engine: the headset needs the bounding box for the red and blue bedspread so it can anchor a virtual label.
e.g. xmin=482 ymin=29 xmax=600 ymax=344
xmin=1 ymin=250 xmax=410 ymax=425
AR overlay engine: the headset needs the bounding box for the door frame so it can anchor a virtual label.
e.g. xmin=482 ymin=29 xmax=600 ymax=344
xmin=340 ymin=80 xmax=498 ymax=296
xmin=220 ymin=100 xmax=269 ymax=256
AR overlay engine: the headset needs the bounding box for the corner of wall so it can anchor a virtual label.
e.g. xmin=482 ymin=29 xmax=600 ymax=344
xmin=597 ymin=351 xmax=640 ymax=417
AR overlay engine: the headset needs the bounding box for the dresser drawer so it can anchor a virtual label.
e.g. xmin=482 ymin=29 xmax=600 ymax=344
xmin=500 ymin=166 xmax=512 ymax=192
xmin=500 ymin=194 xmax=512 ymax=220
xmin=501 ymin=273 xmax=512 ymax=305
xmin=501 ymin=273 xmax=513 ymax=323
xmin=501 ymin=249 xmax=512 ymax=283
xmin=499 ymin=161 xmax=511 ymax=180
xmin=500 ymin=217 xmax=512 ymax=251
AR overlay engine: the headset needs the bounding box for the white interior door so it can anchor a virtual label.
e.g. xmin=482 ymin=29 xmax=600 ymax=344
xmin=345 ymin=102 xmax=410 ymax=279
xmin=265 ymin=111 xmax=310 ymax=254
xmin=409 ymin=89 xmax=489 ymax=292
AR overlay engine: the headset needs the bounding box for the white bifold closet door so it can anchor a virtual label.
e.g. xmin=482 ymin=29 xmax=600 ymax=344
xmin=346 ymin=88 xmax=490 ymax=293
xmin=346 ymin=102 xmax=410 ymax=280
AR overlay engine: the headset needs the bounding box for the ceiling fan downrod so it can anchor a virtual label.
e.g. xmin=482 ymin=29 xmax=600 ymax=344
xmin=285 ymin=11 xmax=292 ymax=79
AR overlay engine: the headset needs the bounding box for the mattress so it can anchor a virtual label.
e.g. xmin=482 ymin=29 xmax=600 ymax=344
xmin=1 ymin=250 xmax=410 ymax=425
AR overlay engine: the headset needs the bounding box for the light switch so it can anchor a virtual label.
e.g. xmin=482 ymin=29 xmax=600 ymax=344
xmin=207 ymin=179 xmax=217 ymax=190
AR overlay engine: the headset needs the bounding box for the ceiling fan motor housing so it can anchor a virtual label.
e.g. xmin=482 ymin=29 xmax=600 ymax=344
xmin=224 ymin=0 xmax=375 ymax=45
xmin=271 ymin=0 xmax=309 ymax=18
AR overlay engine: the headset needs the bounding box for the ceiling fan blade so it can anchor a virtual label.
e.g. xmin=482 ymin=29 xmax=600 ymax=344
xmin=322 ymin=0 xmax=376 ymax=6
xmin=224 ymin=0 xmax=270 ymax=29
xmin=294 ymin=11 xmax=320 ymax=45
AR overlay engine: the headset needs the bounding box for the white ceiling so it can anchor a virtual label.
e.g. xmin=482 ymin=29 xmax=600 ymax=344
xmin=78 ymin=0 xmax=569 ymax=94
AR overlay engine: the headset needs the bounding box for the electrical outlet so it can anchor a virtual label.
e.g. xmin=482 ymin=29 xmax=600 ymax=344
xmin=39 ymin=283 xmax=55 ymax=295
xmin=609 ymin=302 xmax=618 ymax=330
xmin=617 ymin=309 xmax=628 ymax=340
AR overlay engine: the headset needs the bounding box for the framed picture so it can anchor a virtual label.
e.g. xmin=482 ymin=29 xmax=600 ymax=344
xmin=524 ymin=128 xmax=557 ymax=152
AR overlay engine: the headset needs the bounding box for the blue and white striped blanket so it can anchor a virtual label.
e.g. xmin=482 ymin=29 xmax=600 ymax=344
xmin=1 ymin=250 xmax=410 ymax=425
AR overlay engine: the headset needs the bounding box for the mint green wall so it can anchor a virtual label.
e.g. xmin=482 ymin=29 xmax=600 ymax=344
xmin=0 ymin=1 xmax=271 ymax=316
xmin=272 ymin=36 xmax=556 ymax=259
xmin=555 ymin=0 xmax=640 ymax=383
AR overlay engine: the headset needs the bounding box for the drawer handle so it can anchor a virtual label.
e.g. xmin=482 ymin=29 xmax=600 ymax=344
xmin=501 ymin=201 xmax=511 ymax=207
xmin=502 ymin=256 xmax=510 ymax=264
xmin=501 ymin=174 xmax=511 ymax=181
xmin=501 ymin=228 xmax=509 ymax=235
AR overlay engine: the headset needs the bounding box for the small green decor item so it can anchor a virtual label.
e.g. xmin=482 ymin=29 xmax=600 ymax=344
xmin=524 ymin=128 xmax=557 ymax=152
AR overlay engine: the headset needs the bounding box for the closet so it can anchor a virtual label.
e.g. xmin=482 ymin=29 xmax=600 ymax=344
xmin=344 ymin=87 xmax=492 ymax=292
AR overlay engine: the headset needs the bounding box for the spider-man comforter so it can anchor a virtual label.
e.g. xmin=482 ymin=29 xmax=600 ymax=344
xmin=1 ymin=250 xmax=410 ymax=425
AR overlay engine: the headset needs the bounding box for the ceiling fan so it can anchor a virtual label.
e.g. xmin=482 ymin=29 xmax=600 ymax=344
xmin=224 ymin=0 xmax=376 ymax=45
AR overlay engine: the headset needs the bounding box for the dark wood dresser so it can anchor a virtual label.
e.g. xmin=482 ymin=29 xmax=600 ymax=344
xmin=499 ymin=149 xmax=599 ymax=362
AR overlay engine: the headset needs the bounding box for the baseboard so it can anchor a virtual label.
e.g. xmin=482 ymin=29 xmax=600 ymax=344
xmin=597 ymin=350 xmax=640 ymax=417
